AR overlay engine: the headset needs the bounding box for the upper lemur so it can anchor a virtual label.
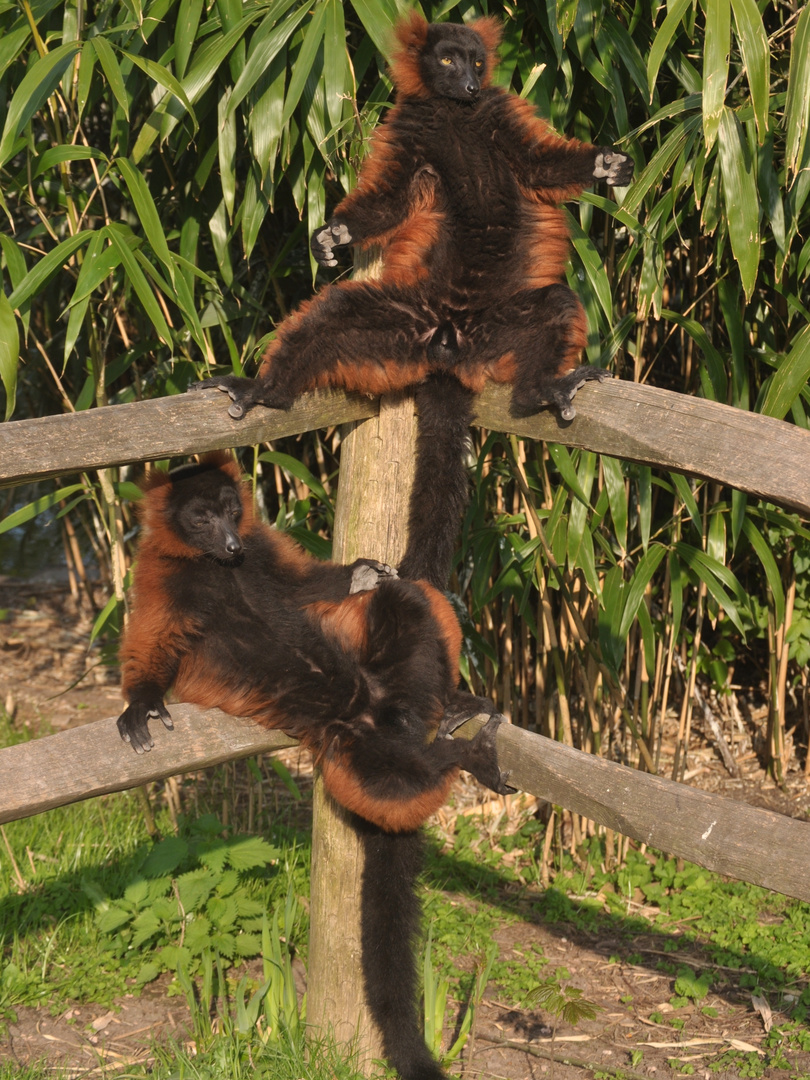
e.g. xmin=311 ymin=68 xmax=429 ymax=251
xmin=191 ymin=12 xmax=633 ymax=589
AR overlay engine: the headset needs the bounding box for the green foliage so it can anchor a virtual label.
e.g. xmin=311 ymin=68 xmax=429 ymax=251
xmin=92 ymin=814 xmax=292 ymax=981
xmin=528 ymin=965 xmax=602 ymax=1027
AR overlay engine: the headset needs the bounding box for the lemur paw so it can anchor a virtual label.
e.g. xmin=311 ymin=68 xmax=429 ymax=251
xmin=188 ymin=376 xmax=293 ymax=417
xmin=593 ymin=149 xmax=634 ymax=186
xmin=349 ymin=560 xmax=399 ymax=593
xmin=465 ymin=716 xmax=516 ymax=796
xmin=311 ymin=221 xmax=353 ymax=267
xmin=117 ymin=700 xmax=173 ymax=755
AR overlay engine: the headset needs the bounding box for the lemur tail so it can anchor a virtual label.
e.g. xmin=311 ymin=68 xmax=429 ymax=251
xmin=398 ymin=373 xmax=475 ymax=590
xmin=359 ymin=821 xmax=446 ymax=1080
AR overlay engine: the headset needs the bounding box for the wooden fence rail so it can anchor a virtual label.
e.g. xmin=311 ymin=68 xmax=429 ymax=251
xmin=3 ymin=380 xmax=810 ymax=517
xmin=1 ymin=708 xmax=808 ymax=902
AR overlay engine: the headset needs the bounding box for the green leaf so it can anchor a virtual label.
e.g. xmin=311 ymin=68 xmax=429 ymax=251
xmin=281 ymin=1 xmax=328 ymax=128
xmin=670 ymin=473 xmax=701 ymax=534
xmin=784 ymin=4 xmax=810 ymax=177
xmin=140 ymin=838 xmax=189 ymax=878
xmin=646 ymin=0 xmax=692 ymax=101
xmin=717 ymin=107 xmax=760 ymax=301
xmin=116 ymin=158 xmax=176 ymax=286
xmin=324 ymin=0 xmax=348 ymax=131
xmin=224 ymin=836 xmax=279 ymax=871
xmin=0 ymin=484 xmax=85 ymax=535
xmin=741 ymin=518 xmax=784 ymax=629
xmin=730 ymin=0 xmax=770 ymax=142
xmin=226 ymin=0 xmax=306 ymax=120
xmin=601 ymin=455 xmax=627 ymax=554
xmin=7 ymin=235 xmax=90 ymax=314
xmin=702 ymin=0 xmax=730 ymax=150
xmin=351 ymin=0 xmax=397 ymax=53
xmin=122 ymin=49 xmax=198 ymax=131
xmin=92 ymin=36 xmax=130 ymax=119
xmin=175 ymin=0 xmax=204 ymax=80
xmin=33 ymin=145 xmax=109 ymax=178
xmin=0 ymin=291 xmax=18 ymax=420
xmin=618 ymin=545 xmax=667 ymax=641
xmin=661 ymin=309 xmax=727 ymax=401
xmin=760 ymin=324 xmax=810 ymax=421
xmin=106 ymin=226 xmax=172 ymax=345
xmin=259 ymin=450 xmax=333 ymax=508
xmin=0 ymin=43 xmax=81 ymax=169
xmin=674 ymin=542 xmax=748 ymax=635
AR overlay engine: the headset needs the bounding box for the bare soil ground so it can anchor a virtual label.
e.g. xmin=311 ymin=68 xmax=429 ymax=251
xmin=2 ymin=581 xmax=809 ymax=1079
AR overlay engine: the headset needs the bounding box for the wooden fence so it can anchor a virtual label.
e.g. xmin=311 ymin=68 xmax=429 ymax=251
xmin=2 ymin=379 xmax=810 ymax=1062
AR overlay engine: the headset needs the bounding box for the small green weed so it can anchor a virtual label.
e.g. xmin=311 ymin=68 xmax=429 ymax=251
xmin=90 ymin=813 xmax=298 ymax=985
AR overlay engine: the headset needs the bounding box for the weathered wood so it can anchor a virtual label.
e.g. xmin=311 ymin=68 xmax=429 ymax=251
xmin=475 ymin=380 xmax=810 ymax=516
xmin=2 ymin=709 xmax=808 ymax=902
xmin=3 ymin=381 xmax=810 ymax=519
xmin=0 ymin=389 xmax=378 ymax=487
xmin=308 ymin=392 xmax=418 ymax=1065
xmin=454 ymin=716 xmax=810 ymax=904
xmin=0 ymin=706 xmax=295 ymax=824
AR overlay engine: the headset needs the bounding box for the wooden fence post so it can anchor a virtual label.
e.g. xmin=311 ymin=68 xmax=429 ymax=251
xmin=307 ymin=393 xmax=418 ymax=1068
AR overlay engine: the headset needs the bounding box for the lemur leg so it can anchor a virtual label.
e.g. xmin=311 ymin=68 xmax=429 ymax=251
xmin=461 ymin=283 xmax=610 ymax=420
xmin=189 ymin=282 xmax=434 ymax=418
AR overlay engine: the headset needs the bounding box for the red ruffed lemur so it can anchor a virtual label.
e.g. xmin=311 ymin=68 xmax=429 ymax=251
xmin=117 ymin=452 xmax=509 ymax=1080
xmin=190 ymin=11 xmax=634 ymax=589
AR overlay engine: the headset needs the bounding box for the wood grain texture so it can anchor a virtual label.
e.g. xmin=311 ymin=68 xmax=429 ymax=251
xmin=308 ymin=391 xmax=418 ymax=1065
xmin=0 ymin=706 xmax=295 ymax=824
xmin=3 ymin=381 xmax=809 ymax=518
xmin=2 ymin=711 xmax=808 ymax=902
xmin=454 ymin=716 xmax=810 ymax=903
xmin=0 ymin=389 xmax=378 ymax=487
xmin=474 ymin=380 xmax=810 ymax=516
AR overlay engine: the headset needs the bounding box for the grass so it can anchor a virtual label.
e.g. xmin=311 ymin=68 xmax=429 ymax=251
xmin=3 ymin=709 xmax=810 ymax=1078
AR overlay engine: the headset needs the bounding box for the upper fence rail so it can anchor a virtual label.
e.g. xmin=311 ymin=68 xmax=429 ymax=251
xmin=2 ymin=380 xmax=810 ymax=517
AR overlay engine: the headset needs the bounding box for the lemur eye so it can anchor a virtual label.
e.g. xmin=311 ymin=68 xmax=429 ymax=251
xmin=440 ymin=56 xmax=453 ymax=66
xmin=475 ymin=60 xmax=483 ymax=68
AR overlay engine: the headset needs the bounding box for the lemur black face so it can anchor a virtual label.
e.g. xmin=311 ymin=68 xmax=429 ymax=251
xmin=420 ymin=23 xmax=487 ymax=102
xmin=167 ymin=468 xmax=245 ymax=563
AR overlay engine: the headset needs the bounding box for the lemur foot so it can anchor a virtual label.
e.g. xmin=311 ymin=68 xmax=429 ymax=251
xmin=444 ymin=714 xmax=515 ymax=795
xmin=117 ymin=700 xmax=173 ymax=755
xmin=511 ymin=366 xmax=611 ymax=421
xmin=188 ymin=377 xmax=295 ymax=418
xmin=350 ymin=560 xmax=399 ymax=593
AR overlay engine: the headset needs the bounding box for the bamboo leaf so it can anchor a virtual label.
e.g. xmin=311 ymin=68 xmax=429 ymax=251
xmin=674 ymin=542 xmax=749 ymax=636
xmin=547 ymin=444 xmax=592 ymax=507
xmin=175 ymin=0 xmax=204 ymax=80
xmin=259 ymin=451 xmax=333 ymax=509
xmin=670 ymin=472 xmax=701 ymax=534
xmin=116 ymin=157 xmax=176 ymax=286
xmin=93 ymin=35 xmax=130 ymax=119
xmin=122 ymin=49 xmax=198 ymax=131
xmin=226 ymin=0 xmax=306 ymax=120
xmin=33 ymin=145 xmax=109 ymax=177
xmin=730 ymin=0 xmax=770 ymax=143
xmin=702 ymin=0 xmax=730 ymax=150
xmin=618 ymin=544 xmax=667 ymax=642
xmin=0 ymin=43 xmax=81 ymax=169
xmin=565 ymin=212 xmax=614 ymax=322
xmin=351 ymin=0 xmax=397 ymax=53
xmin=638 ymin=466 xmax=652 ymax=553
xmin=759 ymin=323 xmax=810 ymax=420
xmin=7 ymin=233 xmax=90 ymax=312
xmin=0 ymin=291 xmax=19 ymax=420
xmin=106 ymin=226 xmax=172 ymax=346
xmin=281 ymin=2 xmax=328 ymax=128
xmin=717 ymin=106 xmax=760 ymax=301
xmin=741 ymin=518 xmax=784 ymax=629
xmin=784 ymin=3 xmax=810 ymax=178
xmin=601 ymin=455 xmax=627 ymax=555
xmin=646 ymin=0 xmax=692 ymax=102
xmin=324 ymin=0 xmax=348 ymax=132
xmin=218 ymin=85 xmax=237 ymax=219
xmin=661 ymin=308 xmax=727 ymax=401
xmin=0 ymin=485 xmax=86 ymax=534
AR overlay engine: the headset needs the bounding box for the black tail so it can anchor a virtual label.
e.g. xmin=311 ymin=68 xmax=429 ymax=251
xmin=358 ymin=821 xmax=446 ymax=1080
xmin=398 ymin=373 xmax=475 ymax=590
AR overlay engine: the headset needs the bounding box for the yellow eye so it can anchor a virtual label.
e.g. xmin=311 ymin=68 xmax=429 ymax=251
xmin=475 ymin=60 xmax=483 ymax=68
xmin=440 ymin=56 xmax=453 ymax=65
